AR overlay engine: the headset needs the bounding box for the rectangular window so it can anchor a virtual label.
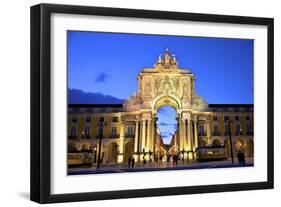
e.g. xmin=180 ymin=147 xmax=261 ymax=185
xmin=127 ymin=126 xmax=135 ymax=137
xmin=224 ymin=116 xmax=229 ymax=121
xmin=84 ymin=126 xmax=90 ymax=137
xmin=72 ymin=116 xmax=78 ymax=123
xmin=224 ymin=124 xmax=230 ymax=135
xmin=111 ymin=126 xmax=117 ymax=138
xmin=70 ymin=126 xmax=76 ymax=137
xmin=213 ymin=116 xmax=218 ymax=121
xmin=112 ymin=117 xmax=118 ymax=122
xmin=235 ymin=124 xmax=240 ymax=135
xmin=198 ymin=125 xmax=205 ymax=136
xmin=235 ymin=116 xmax=239 ymax=121
xmin=246 ymin=116 xmax=250 ymax=121
xmin=86 ymin=116 xmax=91 ymax=122
xmin=99 ymin=117 xmax=104 ymax=122
xmin=246 ymin=122 xmax=253 ymax=135
xmin=213 ymin=125 xmax=219 ymax=136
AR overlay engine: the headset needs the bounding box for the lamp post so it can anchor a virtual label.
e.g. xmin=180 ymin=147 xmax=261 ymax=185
xmin=228 ymin=120 xmax=234 ymax=164
xmin=97 ymin=121 xmax=104 ymax=169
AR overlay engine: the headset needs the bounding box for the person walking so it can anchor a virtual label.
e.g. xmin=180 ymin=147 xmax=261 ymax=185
xmin=128 ymin=156 xmax=131 ymax=168
xmin=131 ymin=156 xmax=135 ymax=168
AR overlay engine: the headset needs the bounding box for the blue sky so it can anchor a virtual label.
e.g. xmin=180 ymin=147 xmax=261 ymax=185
xmin=68 ymin=31 xmax=254 ymax=143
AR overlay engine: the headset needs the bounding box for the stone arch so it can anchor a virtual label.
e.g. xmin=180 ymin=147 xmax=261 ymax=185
xmin=107 ymin=142 xmax=118 ymax=163
xmin=199 ymin=139 xmax=207 ymax=147
xmin=153 ymin=95 xmax=181 ymax=113
xmin=124 ymin=142 xmax=134 ymax=162
xmin=68 ymin=143 xmax=76 ymax=152
xmin=213 ymin=139 xmax=221 ymax=147
xmin=81 ymin=142 xmax=90 ymax=151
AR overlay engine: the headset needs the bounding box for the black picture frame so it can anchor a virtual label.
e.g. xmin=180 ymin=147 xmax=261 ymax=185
xmin=30 ymin=3 xmax=274 ymax=204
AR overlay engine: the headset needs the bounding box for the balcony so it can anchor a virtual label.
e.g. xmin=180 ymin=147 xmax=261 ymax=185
xmin=109 ymin=134 xmax=120 ymax=139
xmin=212 ymin=132 xmax=221 ymax=136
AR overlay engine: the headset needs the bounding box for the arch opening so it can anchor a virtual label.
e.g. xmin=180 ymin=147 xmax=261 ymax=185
xmin=156 ymin=106 xmax=178 ymax=145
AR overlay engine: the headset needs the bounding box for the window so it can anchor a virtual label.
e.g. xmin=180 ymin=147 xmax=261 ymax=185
xmin=70 ymin=126 xmax=76 ymax=137
xmin=224 ymin=124 xmax=230 ymax=135
xmin=213 ymin=116 xmax=218 ymax=121
xmin=111 ymin=126 xmax=117 ymax=137
xmin=84 ymin=126 xmax=90 ymax=137
xmin=246 ymin=116 xmax=250 ymax=121
xmin=86 ymin=116 xmax=91 ymax=123
xmin=235 ymin=116 xmax=239 ymax=121
xmin=213 ymin=124 xmax=219 ymax=136
xmin=198 ymin=125 xmax=205 ymax=136
xmin=235 ymin=124 xmax=240 ymax=135
xmin=72 ymin=116 xmax=78 ymax=123
xmin=246 ymin=122 xmax=253 ymax=135
xmin=99 ymin=117 xmax=104 ymax=122
xmin=224 ymin=116 xmax=229 ymax=121
xmin=127 ymin=126 xmax=135 ymax=137
xmin=112 ymin=117 xmax=118 ymax=122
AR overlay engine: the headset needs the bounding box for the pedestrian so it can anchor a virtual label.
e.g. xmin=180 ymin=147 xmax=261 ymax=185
xmin=128 ymin=156 xmax=131 ymax=168
xmin=131 ymin=156 xmax=135 ymax=168
xmin=143 ymin=156 xmax=146 ymax=167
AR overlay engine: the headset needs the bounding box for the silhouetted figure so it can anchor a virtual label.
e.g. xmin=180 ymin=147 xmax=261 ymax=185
xmin=128 ymin=156 xmax=131 ymax=168
xmin=237 ymin=151 xmax=245 ymax=166
xmin=131 ymin=156 xmax=135 ymax=168
xmin=143 ymin=157 xmax=146 ymax=167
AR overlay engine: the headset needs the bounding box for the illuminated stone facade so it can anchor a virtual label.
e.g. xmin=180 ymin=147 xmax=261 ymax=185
xmin=68 ymin=49 xmax=254 ymax=165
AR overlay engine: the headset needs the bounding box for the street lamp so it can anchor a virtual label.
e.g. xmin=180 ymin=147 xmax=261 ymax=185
xmin=97 ymin=121 xmax=104 ymax=169
xmin=227 ymin=120 xmax=234 ymax=164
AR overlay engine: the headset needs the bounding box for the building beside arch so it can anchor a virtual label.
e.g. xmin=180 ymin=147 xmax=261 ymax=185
xmin=67 ymin=49 xmax=254 ymax=167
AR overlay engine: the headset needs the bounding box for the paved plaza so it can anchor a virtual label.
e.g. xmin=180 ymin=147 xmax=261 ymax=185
xmin=68 ymin=158 xmax=254 ymax=175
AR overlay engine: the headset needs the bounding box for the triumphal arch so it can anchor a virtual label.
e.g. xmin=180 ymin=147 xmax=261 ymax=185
xmin=121 ymin=49 xmax=210 ymax=162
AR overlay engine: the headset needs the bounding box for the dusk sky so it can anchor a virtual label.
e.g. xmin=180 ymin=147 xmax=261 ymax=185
xmin=68 ymin=31 xmax=254 ymax=144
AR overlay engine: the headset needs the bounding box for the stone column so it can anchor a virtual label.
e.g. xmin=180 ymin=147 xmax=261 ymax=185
xmin=206 ymin=120 xmax=211 ymax=145
xmin=193 ymin=119 xmax=198 ymax=151
xmin=147 ymin=119 xmax=151 ymax=152
xmin=179 ymin=118 xmax=183 ymax=151
xmin=134 ymin=121 xmax=139 ymax=161
xmin=151 ymin=118 xmax=155 ymax=155
xmin=187 ymin=119 xmax=193 ymax=159
xmin=141 ymin=119 xmax=146 ymax=153
xmin=117 ymin=121 xmax=125 ymax=163
xmin=182 ymin=119 xmax=187 ymax=153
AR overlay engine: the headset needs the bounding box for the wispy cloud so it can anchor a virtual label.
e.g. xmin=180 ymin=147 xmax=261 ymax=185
xmin=158 ymin=122 xmax=177 ymax=126
xmin=94 ymin=72 xmax=109 ymax=83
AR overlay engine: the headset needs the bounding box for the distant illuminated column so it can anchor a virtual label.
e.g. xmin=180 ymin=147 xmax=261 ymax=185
xmin=151 ymin=118 xmax=155 ymax=153
xmin=147 ymin=119 xmax=151 ymax=152
xmin=194 ymin=119 xmax=198 ymax=150
xmin=179 ymin=118 xmax=183 ymax=151
xmin=206 ymin=120 xmax=211 ymax=138
xmin=182 ymin=119 xmax=187 ymax=151
xmin=134 ymin=120 xmax=139 ymax=160
xmin=141 ymin=119 xmax=146 ymax=153
xmin=187 ymin=119 xmax=193 ymax=152
xmin=117 ymin=121 xmax=125 ymax=163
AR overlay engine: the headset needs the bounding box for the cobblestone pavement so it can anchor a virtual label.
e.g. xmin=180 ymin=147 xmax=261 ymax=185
xmin=68 ymin=158 xmax=254 ymax=175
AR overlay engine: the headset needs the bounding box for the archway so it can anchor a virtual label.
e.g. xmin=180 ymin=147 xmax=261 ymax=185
xmin=107 ymin=142 xmax=118 ymax=163
xmin=199 ymin=139 xmax=207 ymax=147
xmin=156 ymin=106 xmax=178 ymax=145
xmin=213 ymin=139 xmax=221 ymax=147
xmin=124 ymin=142 xmax=134 ymax=162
